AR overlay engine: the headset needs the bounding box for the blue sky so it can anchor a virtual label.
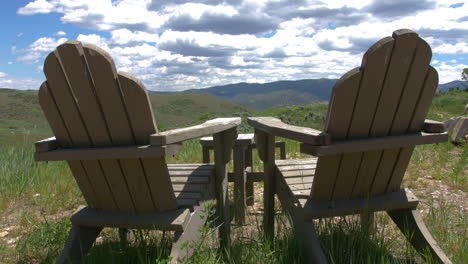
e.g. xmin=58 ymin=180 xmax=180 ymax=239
xmin=0 ymin=0 xmax=467 ymax=91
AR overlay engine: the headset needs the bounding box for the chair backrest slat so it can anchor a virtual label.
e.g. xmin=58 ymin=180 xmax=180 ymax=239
xmin=39 ymin=41 xmax=177 ymax=213
xmin=311 ymin=29 xmax=438 ymax=200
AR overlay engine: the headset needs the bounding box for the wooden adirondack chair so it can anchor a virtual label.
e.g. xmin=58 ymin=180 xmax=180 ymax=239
xmin=34 ymin=41 xmax=240 ymax=263
xmin=248 ymin=29 xmax=452 ymax=263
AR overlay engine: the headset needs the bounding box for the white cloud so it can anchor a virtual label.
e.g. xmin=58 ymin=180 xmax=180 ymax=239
xmin=17 ymin=37 xmax=67 ymax=64
xmin=13 ymin=0 xmax=468 ymax=91
xmin=0 ymin=72 xmax=42 ymax=90
xmin=54 ymin=30 xmax=66 ymax=36
xmin=435 ymin=62 xmax=468 ymax=83
xmin=18 ymin=0 xmax=55 ymax=15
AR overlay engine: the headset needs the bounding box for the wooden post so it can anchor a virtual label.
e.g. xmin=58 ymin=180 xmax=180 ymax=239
xmin=277 ymin=141 xmax=286 ymax=160
xmin=245 ymin=145 xmax=254 ymax=206
xmin=202 ymin=146 xmax=211 ymax=163
xmin=233 ymin=145 xmax=247 ymax=225
xmin=213 ymin=127 xmax=237 ymax=249
xmin=255 ymin=129 xmax=276 ymax=240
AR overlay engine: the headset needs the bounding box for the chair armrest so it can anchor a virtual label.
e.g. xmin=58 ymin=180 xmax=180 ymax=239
xmin=34 ymin=137 xmax=182 ymax=161
xmin=150 ymin=117 xmax=241 ymax=146
xmin=35 ymin=137 xmax=59 ymax=152
xmin=301 ymin=132 xmax=448 ymax=156
xmin=247 ymin=117 xmax=331 ymax=145
xmin=423 ymin=119 xmax=446 ymax=133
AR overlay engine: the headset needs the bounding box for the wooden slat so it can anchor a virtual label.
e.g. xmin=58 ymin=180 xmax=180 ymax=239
xmin=330 ymin=36 xmax=395 ymax=200
xmin=35 ymin=144 xmax=183 ymax=161
xmin=423 ymin=119 xmax=446 ymax=133
xmin=303 ymin=188 xmax=419 ymax=220
xmin=151 ymin=118 xmax=241 ymax=146
xmin=248 ymin=117 xmax=331 ymax=145
xmin=300 ymin=132 xmax=447 ymax=156
xmin=285 ymin=177 xmax=313 ymax=185
xmin=82 ymin=44 xmax=158 ymax=213
xmin=43 ymin=52 xmax=118 ymax=210
xmin=174 ymin=192 xmax=203 ymax=199
xmin=387 ymin=66 xmax=439 ymax=191
xmin=118 ymin=72 xmax=179 ymax=210
xmin=276 ymin=158 xmax=317 ymax=166
xmin=170 ymin=176 xmax=209 ymax=184
xmin=311 ymin=68 xmax=362 ymax=200
xmin=172 ymin=184 xmax=208 ymax=193
xmin=35 ymin=137 xmax=59 ymax=152
xmin=168 ymin=170 xmax=214 ymax=176
xmin=71 ymin=207 xmax=190 ymax=232
xmin=364 ymin=30 xmax=419 ymax=196
xmin=372 ymin=37 xmax=434 ymax=194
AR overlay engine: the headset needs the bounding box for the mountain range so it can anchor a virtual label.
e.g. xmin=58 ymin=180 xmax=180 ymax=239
xmin=181 ymin=79 xmax=467 ymax=110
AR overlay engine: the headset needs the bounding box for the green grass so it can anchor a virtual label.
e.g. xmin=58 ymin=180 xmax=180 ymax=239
xmin=0 ymin=89 xmax=466 ymax=263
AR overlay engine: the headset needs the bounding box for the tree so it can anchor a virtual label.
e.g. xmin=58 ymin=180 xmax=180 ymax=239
xmin=462 ymin=68 xmax=468 ymax=81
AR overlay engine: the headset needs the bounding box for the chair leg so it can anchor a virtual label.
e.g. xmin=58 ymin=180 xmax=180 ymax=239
xmin=388 ymin=209 xmax=452 ymax=264
xmin=56 ymin=225 xmax=102 ymax=264
xmin=119 ymin=228 xmax=129 ymax=246
xmin=294 ymin=220 xmax=328 ymax=264
xmin=170 ymin=205 xmax=209 ymax=264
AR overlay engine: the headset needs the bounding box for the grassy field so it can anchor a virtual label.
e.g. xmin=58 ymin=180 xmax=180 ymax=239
xmin=0 ymin=89 xmax=466 ymax=263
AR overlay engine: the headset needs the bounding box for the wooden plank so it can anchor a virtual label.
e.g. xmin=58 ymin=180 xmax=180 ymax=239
xmin=170 ymin=176 xmax=209 ymax=184
xmin=388 ymin=66 xmax=439 ymax=192
xmin=245 ymin=146 xmax=254 ymax=206
xmin=43 ymin=52 xmax=118 ymax=210
xmin=277 ymin=164 xmax=317 ymax=171
xmin=276 ymin=158 xmax=317 ymax=166
xmin=281 ymin=170 xmax=315 ymax=177
xmin=174 ymin=192 xmax=203 ymax=199
xmin=233 ymin=145 xmax=246 ymax=224
xmin=364 ymin=30 xmax=419 ymax=196
xmin=35 ymin=144 xmax=183 ymax=161
xmin=35 ymin=137 xmax=59 ymax=152
xmin=71 ymin=207 xmax=190 ymax=232
xmin=82 ymin=44 xmax=157 ymax=213
xmin=213 ymin=127 xmax=237 ymax=248
xmin=330 ymin=36 xmax=395 ymax=200
xmin=248 ymin=117 xmax=331 ymax=145
xmin=312 ymin=68 xmax=362 ymax=200
xmin=285 ymin=176 xmax=313 ymax=185
xmin=172 ymin=184 xmax=208 ymax=193
xmin=423 ymin=119 xmax=446 ymax=133
xmin=151 ymin=118 xmax=241 ymax=146
xmin=300 ymin=132 xmax=448 ymax=156
xmin=303 ymin=188 xmax=419 ymax=220
xmin=255 ymin=129 xmax=276 ymax=239
xmin=119 ymin=72 xmax=179 ymax=210
xmin=168 ymin=170 xmax=214 ymax=176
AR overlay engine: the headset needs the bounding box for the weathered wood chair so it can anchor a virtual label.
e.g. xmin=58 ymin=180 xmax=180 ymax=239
xmin=248 ymin=29 xmax=452 ymax=263
xmin=34 ymin=41 xmax=240 ymax=263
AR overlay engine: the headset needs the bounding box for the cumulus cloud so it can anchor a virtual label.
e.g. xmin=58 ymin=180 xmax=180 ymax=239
xmin=0 ymin=72 xmax=42 ymax=90
xmin=12 ymin=0 xmax=468 ymax=91
xmin=17 ymin=37 xmax=67 ymax=64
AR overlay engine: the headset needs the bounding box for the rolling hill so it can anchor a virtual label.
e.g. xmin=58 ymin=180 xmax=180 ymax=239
xmin=183 ymin=79 xmax=467 ymax=110
xmin=184 ymin=79 xmax=336 ymax=110
xmin=0 ymin=88 xmax=251 ymax=144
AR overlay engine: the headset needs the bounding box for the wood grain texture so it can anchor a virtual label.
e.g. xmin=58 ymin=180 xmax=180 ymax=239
xmin=35 ymin=144 xmax=182 ymax=161
xmin=71 ymin=206 xmax=190 ymax=231
xmin=151 ymin=118 xmax=241 ymax=146
xmin=300 ymin=132 xmax=447 ymax=156
xmin=303 ymin=188 xmax=419 ymax=219
xmin=248 ymin=117 xmax=331 ymax=145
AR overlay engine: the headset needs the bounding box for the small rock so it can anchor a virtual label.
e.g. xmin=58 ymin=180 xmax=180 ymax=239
xmin=0 ymin=231 xmax=8 ymax=238
xmin=451 ymin=116 xmax=468 ymax=143
xmin=95 ymin=236 xmax=103 ymax=245
xmin=7 ymin=237 xmax=18 ymax=244
xmin=33 ymin=193 xmax=40 ymax=198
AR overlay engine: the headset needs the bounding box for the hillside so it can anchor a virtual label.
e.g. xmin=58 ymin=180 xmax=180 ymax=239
xmin=184 ymin=79 xmax=336 ymax=110
xmin=183 ymin=79 xmax=467 ymax=110
xmin=437 ymin=80 xmax=467 ymax=91
xmin=0 ymin=88 xmax=251 ymax=144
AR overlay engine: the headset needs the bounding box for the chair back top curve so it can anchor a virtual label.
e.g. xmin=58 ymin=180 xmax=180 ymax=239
xmin=39 ymin=41 xmax=178 ymax=213
xmin=311 ymin=29 xmax=438 ymax=200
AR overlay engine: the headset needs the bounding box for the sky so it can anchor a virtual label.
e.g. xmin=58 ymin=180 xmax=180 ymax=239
xmin=0 ymin=0 xmax=467 ymax=91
